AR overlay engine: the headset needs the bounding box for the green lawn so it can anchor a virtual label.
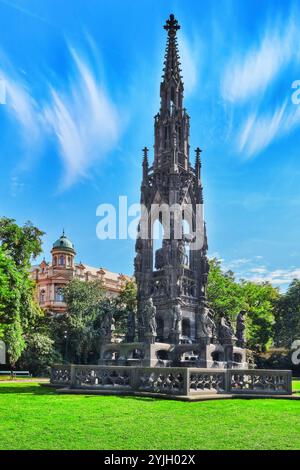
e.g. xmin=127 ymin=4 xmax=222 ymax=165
xmin=0 ymin=382 xmax=299 ymax=450
xmin=293 ymin=380 xmax=300 ymax=392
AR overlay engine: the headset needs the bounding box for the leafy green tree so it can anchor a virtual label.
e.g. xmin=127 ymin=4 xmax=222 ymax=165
xmin=18 ymin=333 xmax=62 ymax=376
xmin=207 ymin=258 xmax=244 ymax=323
xmin=208 ymin=258 xmax=279 ymax=352
xmin=114 ymin=280 xmax=137 ymax=335
xmin=273 ymin=279 xmax=300 ymax=347
xmin=240 ymin=280 xmax=279 ymax=352
xmin=0 ymin=218 xmax=44 ymax=366
xmin=0 ymin=217 xmax=44 ymax=267
xmin=51 ymin=279 xmax=105 ymax=364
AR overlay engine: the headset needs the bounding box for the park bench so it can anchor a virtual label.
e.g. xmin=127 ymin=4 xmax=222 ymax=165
xmin=0 ymin=370 xmax=32 ymax=378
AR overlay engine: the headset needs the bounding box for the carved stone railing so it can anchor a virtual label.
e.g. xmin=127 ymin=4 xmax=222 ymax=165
xmin=51 ymin=364 xmax=71 ymax=386
xmin=72 ymin=365 xmax=132 ymax=390
xmin=229 ymin=369 xmax=292 ymax=395
xmin=135 ymin=368 xmax=186 ymax=395
xmin=188 ymin=369 xmax=226 ymax=394
xmin=50 ymin=365 xmax=292 ymax=396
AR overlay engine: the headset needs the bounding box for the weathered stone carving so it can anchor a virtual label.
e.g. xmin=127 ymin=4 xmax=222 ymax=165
xmin=189 ymin=372 xmax=225 ymax=393
xmin=230 ymin=371 xmax=291 ymax=394
xmin=138 ymin=370 xmax=184 ymax=394
xmin=51 ymin=365 xmax=71 ymax=385
xmin=236 ymin=310 xmax=246 ymax=347
xmin=125 ymin=311 xmax=136 ymax=343
xmin=172 ymin=302 xmax=182 ymax=334
xmin=99 ymin=301 xmax=115 ymax=342
xmin=75 ymin=367 xmax=131 ymax=389
xmin=51 ymin=365 xmax=292 ymax=396
xmin=219 ymin=315 xmax=236 ymax=344
xmin=198 ymin=301 xmax=216 ymax=342
xmin=143 ymin=298 xmax=157 ymax=343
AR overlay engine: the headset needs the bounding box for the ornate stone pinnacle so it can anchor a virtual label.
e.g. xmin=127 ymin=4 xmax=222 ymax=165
xmin=195 ymin=147 xmax=202 ymax=158
xmin=164 ymin=14 xmax=180 ymax=36
xmin=143 ymin=147 xmax=149 ymax=159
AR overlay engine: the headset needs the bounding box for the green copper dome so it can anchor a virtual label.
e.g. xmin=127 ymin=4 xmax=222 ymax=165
xmin=52 ymin=231 xmax=75 ymax=252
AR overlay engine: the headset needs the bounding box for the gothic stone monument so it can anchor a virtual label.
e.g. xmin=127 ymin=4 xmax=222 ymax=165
xmin=99 ymin=13 xmax=246 ymax=369
xmin=51 ymin=15 xmax=292 ymax=398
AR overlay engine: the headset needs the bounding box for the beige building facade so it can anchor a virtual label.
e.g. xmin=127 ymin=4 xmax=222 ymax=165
xmin=30 ymin=232 xmax=130 ymax=314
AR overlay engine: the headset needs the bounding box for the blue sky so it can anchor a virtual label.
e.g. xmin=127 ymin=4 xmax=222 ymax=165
xmin=1 ymin=0 xmax=300 ymax=290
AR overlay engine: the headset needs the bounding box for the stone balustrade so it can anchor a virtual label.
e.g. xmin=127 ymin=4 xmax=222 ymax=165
xmin=51 ymin=364 xmax=71 ymax=386
xmin=50 ymin=365 xmax=292 ymax=396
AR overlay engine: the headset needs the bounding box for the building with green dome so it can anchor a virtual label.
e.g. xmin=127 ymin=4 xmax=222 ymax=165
xmin=30 ymin=231 xmax=130 ymax=315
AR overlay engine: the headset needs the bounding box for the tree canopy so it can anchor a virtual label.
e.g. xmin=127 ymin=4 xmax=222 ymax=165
xmin=0 ymin=218 xmax=44 ymax=366
xmin=208 ymin=258 xmax=279 ymax=352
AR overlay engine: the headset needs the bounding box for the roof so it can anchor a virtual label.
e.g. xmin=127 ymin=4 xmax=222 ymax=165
xmin=52 ymin=231 xmax=75 ymax=252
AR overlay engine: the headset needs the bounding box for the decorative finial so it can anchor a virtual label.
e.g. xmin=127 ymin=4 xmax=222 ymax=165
xmin=195 ymin=147 xmax=202 ymax=159
xmin=62 ymin=228 xmax=65 ymax=237
xmin=143 ymin=147 xmax=149 ymax=159
xmin=164 ymin=14 xmax=180 ymax=36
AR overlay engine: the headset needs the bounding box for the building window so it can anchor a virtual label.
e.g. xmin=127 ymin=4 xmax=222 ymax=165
xmin=59 ymin=255 xmax=65 ymax=266
xmin=55 ymin=287 xmax=64 ymax=302
xmin=53 ymin=256 xmax=57 ymax=266
xmin=39 ymin=289 xmax=46 ymax=304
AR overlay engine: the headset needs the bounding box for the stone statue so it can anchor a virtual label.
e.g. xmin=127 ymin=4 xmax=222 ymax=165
xmin=172 ymin=302 xmax=182 ymax=334
xmin=201 ymin=257 xmax=210 ymax=296
xmin=236 ymin=310 xmax=246 ymax=347
xmin=125 ymin=311 xmax=136 ymax=343
xmin=177 ymin=239 xmax=187 ymax=266
xmin=99 ymin=301 xmax=115 ymax=342
xmin=143 ymin=298 xmax=157 ymax=342
xmin=134 ymin=251 xmax=142 ymax=273
xmin=199 ymin=301 xmax=216 ymax=340
xmin=219 ymin=315 xmax=236 ymax=344
xmin=155 ymin=248 xmax=164 ymax=270
xmin=134 ymin=236 xmax=143 ymax=273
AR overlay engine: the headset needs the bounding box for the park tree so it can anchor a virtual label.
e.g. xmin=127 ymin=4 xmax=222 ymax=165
xmin=18 ymin=333 xmax=62 ymax=376
xmin=52 ymin=279 xmax=105 ymax=364
xmin=52 ymin=278 xmax=137 ymax=364
xmin=239 ymin=280 xmax=279 ymax=352
xmin=0 ymin=218 xmax=44 ymax=366
xmin=114 ymin=279 xmax=137 ymax=335
xmin=208 ymin=258 xmax=279 ymax=352
xmin=207 ymin=258 xmax=244 ymax=323
xmin=273 ymin=279 xmax=300 ymax=348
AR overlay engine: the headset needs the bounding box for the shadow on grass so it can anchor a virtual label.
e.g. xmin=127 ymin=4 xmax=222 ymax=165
xmin=84 ymin=394 xmax=158 ymax=402
xmin=0 ymin=385 xmax=55 ymax=395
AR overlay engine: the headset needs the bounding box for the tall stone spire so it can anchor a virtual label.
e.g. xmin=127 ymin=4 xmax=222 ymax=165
xmin=162 ymin=14 xmax=182 ymax=96
xmin=135 ymin=14 xmax=208 ymax=346
xmin=154 ymin=14 xmax=190 ymax=171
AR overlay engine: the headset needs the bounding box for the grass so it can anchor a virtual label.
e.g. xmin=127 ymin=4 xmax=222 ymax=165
xmin=293 ymin=380 xmax=300 ymax=392
xmin=0 ymin=382 xmax=300 ymax=450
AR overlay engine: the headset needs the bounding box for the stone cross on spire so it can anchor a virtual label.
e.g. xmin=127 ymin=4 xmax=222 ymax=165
xmin=164 ymin=13 xmax=180 ymax=36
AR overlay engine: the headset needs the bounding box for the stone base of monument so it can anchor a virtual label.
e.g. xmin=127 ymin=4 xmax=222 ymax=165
xmin=98 ymin=341 xmax=248 ymax=369
xmin=50 ymin=364 xmax=293 ymax=400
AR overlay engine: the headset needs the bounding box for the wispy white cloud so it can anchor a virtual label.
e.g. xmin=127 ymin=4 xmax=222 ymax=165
xmin=246 ymin=267 xmax=300 ymax=287
xmin=214 ymin=256 xmax=300 ymax=289
xmin=237 ymin=99 xmax=300 ymax=156
xmin=221 ymin=16 xmax=299 ymax=103
xmin=44 ymin=46 xmax=121 ymax=189
xmin=178 ymin=32 xmax=201 ymax=97
xmin=0 ymin=69 xmax=41 ymax=147
xmin=0 ymin=39 xmax=122 ymax=191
